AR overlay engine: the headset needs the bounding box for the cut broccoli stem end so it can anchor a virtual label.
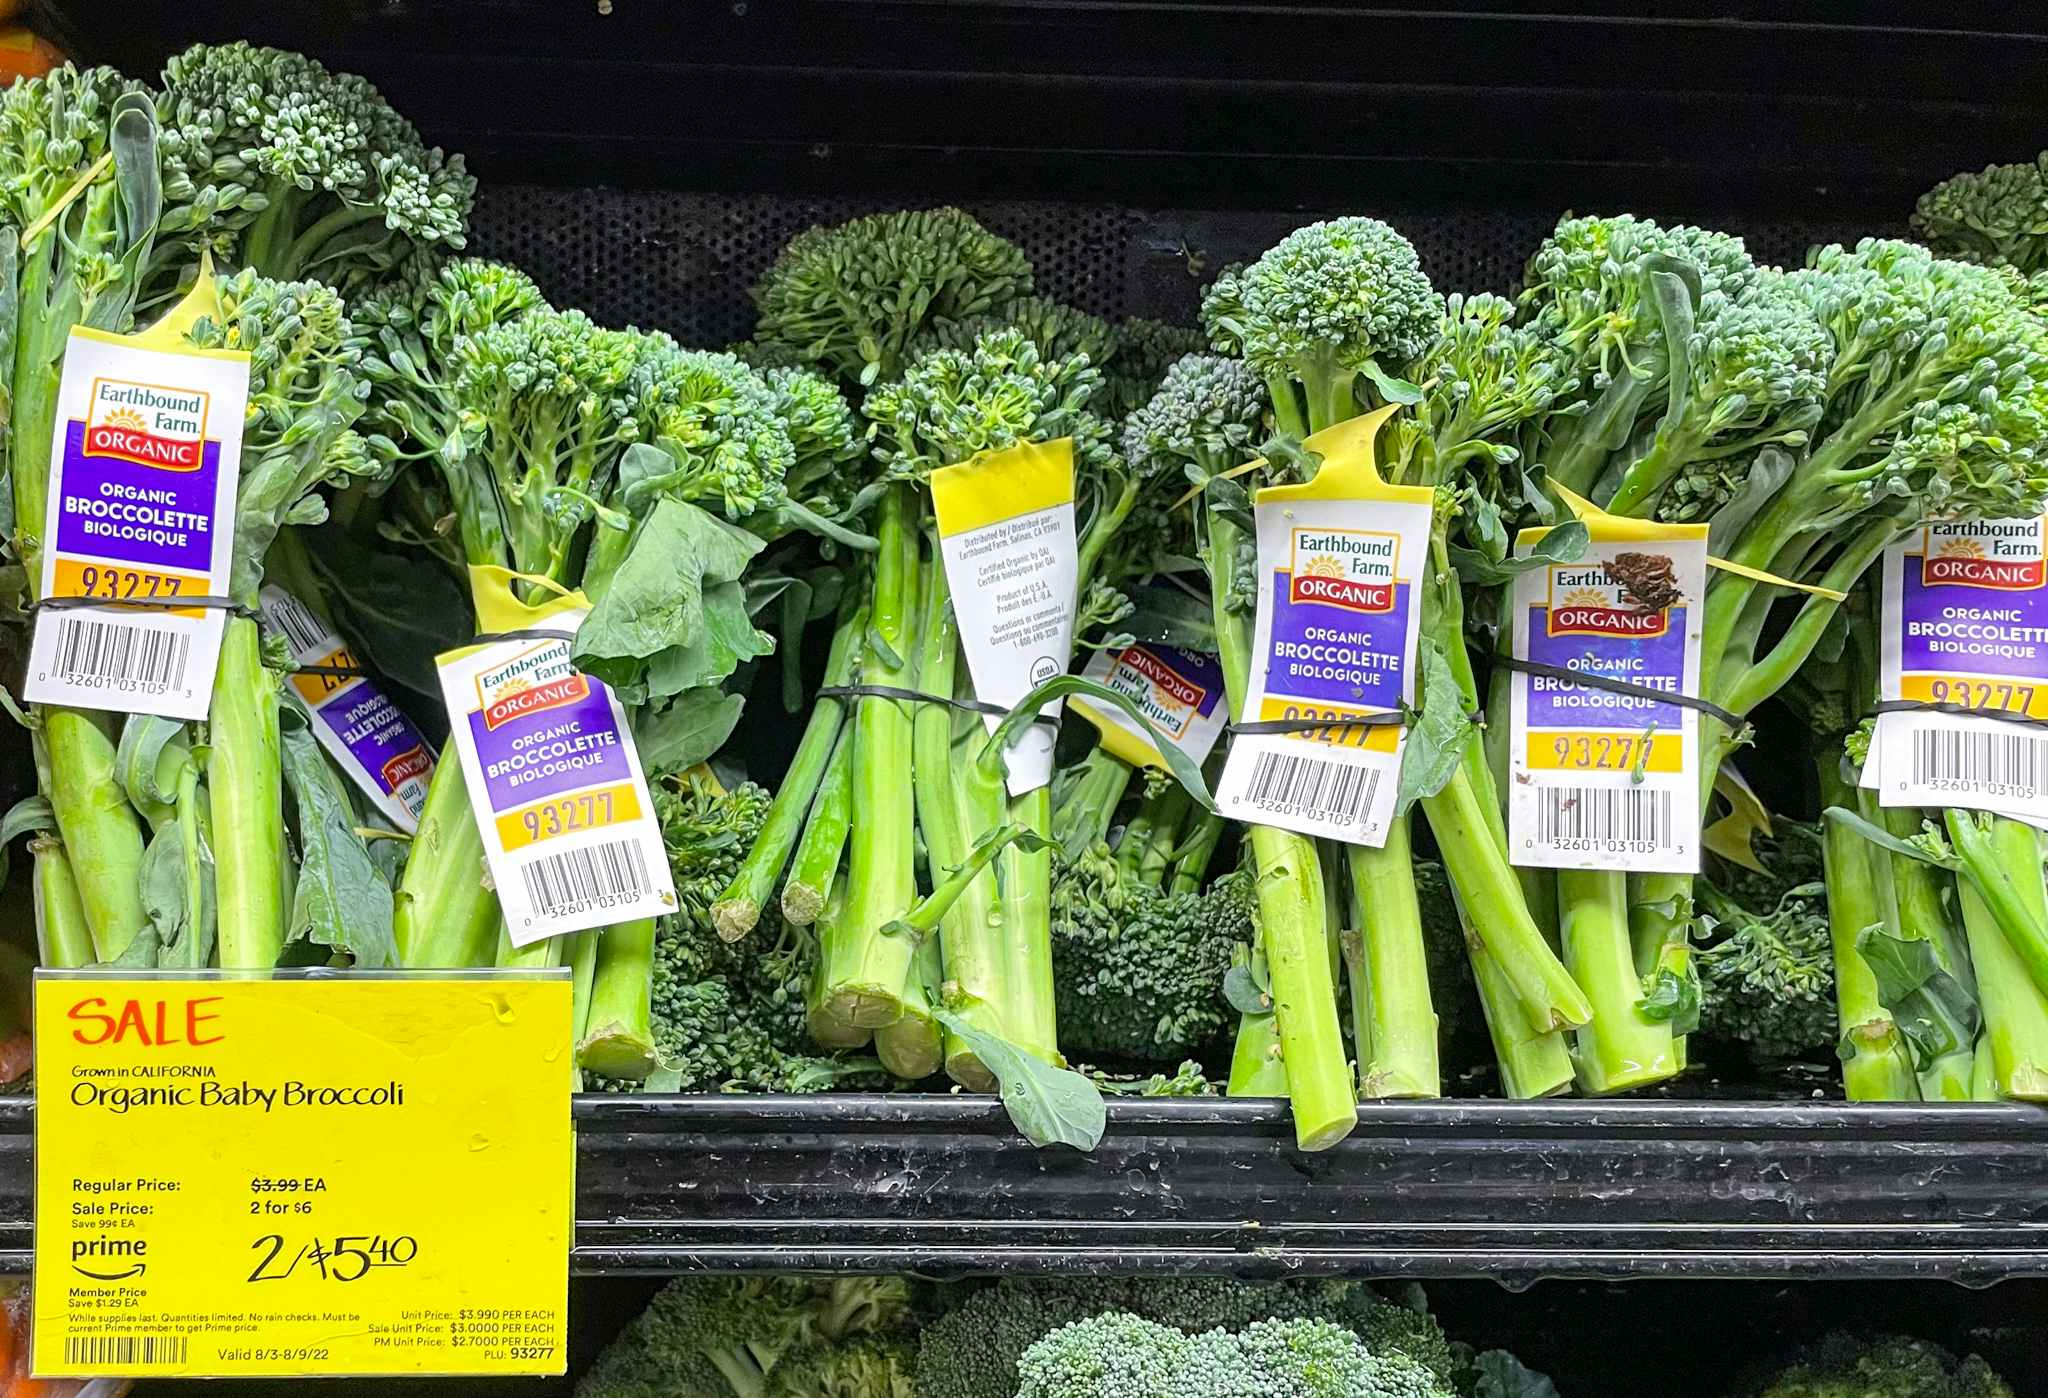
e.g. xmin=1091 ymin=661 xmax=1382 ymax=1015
xmin=577 ymin=918 xmax=659 ymax=1082
xmin=1818 ymin=750 xmax=1920 ymax=1101
xmin=395 ymin=759 xmax=502 ymax=968
xmin=1249 ymin=824 xmax=1357 ymax=1150
xmin=1347 ymin=823 xmax=1442 ymax=1100
xmin=1560 ymin=868 xmax=1678 ymax=1095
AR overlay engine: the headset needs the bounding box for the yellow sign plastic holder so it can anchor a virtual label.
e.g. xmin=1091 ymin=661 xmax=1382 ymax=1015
xmin=32 ymin=968 xmax=573 ymax=1379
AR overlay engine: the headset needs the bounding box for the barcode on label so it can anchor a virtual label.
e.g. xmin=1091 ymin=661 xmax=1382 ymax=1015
xmin=1536 ymin=786 xmax=1675 ymax=849
xmin=1243 ymin=749 xmax=1380 ymax=827
xmin=52 ymin=616 xmax=190 ymax=692
xmin=264 ymin=591 xmax=328 ymax=654
xmin=519 ymin=838 xmax=651 ymax=920
xmin=1912 ymin=728 xmax=2048 ymax=795
xmin=65 ymin=1334 xmax=188 ymax=1367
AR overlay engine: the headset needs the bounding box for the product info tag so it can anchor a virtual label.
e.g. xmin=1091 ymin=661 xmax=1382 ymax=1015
xmin=1506 ymin=517 xmax=1708 ymax=873
xmin=1871 ymin=517 xmax=2048 ymax=821
xmin=260 ymin=587 xmax=435 ymax=831
xmin=1070 ymin=638 xmax=1229 ymax=771
xmin=32 ymin=971 xmax=572 ymax=1379
xmin=25 ymin=328 xmax=248 ymax=720
xmin=1215 ymin=409 xmax=1429 ymax=847
xmin=930 ymin=438 xmax=1078 ymax=795
xmin=437 ymin=573 xmax=675 ymax=943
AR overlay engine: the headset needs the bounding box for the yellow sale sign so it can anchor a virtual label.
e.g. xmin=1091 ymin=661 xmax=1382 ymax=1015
xmin=32 ymin=973 xmax=573 ymax=1378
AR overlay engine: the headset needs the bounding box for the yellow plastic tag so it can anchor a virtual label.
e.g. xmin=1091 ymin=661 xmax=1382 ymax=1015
xmin=440 ymin=565 xmax=590 ymax=664
xmin=32 ymin=973 xmax=573 ymax=1378
xmin=1256 ymin=403 xmax=1433 ymax=508
xmin=1527 ymin=481 xmax=1844 ymax=600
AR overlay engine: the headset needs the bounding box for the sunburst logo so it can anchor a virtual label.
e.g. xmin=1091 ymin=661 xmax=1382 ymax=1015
xmin=1560 ymin=587 xmax=1607 ymax=607
xmin=99 ymin=408 xmax=148 ymax=433
xmin=1936 ymin=538 xmax=1986 ymax=560
xmin=1301 ymin=555 xmax=1347 ymax=579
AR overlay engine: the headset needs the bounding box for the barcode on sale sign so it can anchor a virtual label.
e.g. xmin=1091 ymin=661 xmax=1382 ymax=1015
xmin=65 ymin=1335 xmax=189 ymax=1367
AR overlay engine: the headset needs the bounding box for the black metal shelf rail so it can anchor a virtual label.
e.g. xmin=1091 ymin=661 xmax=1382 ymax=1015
xmin=5 ymin=1097 xmax=2039 ymax=1282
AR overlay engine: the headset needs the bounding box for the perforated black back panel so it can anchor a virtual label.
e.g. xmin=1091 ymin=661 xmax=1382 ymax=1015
xmin=466 ymin=185 xmax=1899 ymax=348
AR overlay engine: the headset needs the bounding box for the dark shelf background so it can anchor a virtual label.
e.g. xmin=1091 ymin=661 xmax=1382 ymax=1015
xmin=38 ymin=1 xmax=2048 ymax=220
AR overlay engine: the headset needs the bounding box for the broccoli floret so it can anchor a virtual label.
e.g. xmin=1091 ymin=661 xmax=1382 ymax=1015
xmin=153 ymin=42 xmax=473 ymax=298
xmin=445 ymin=306 xmax=644 ymax=583
xmin=769 ymin=1335 xmax=917 ymax=1398
xmin=864 ymin=327 xmax=1109 ymax=479
xmin=1110 ymin=317 xmax=1211 ymax=412
xmin=1913 ymin=152 xmax=2048 ymax=274
xmin=751 ymin=207 xmax=1034 ymax=387
xmin=1747 ymin=1334 xmax=2014 ymax=1398
xmin=1052 ymin=859 xmax=1249 ymax=1061
xmin=642 ymin=777 xmax=878 ymax=1094
xmin=1204 ymin=218 xmax=1444 ymax=435
xmin=1017 ymin=1313 xmax=1453 ymax=1398
xmin=353 ymin=257 xmax=551 ymax=460
xmin=917 ymin=294 xmax=1118 ymax=366
xmin=185 ymin=269 xmax=375 ymax=601
xmin=579 ymin=1276 xmax=920 ymax=1398
xmin=626 ymin=342 xmax=794 ymax=521
xmin=914 ymin=1276 xmax=1456 ymax=1398
xmin=763 ymin=366 xmax=866 ymax=522
xmin=1696 ymin=824 xmax=1835 ymax=1065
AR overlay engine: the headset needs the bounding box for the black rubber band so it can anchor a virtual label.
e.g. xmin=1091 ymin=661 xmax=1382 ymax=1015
xmin=815 ymin=683 xmax=1059 ymax=728
xmin=290 ymin=662 xmax=371 ymax=680
xmin=29 ymin=593 xmax=260 ymax=621
xmin=1231 ymin=711 xmax=1408 ymax=735
xmin=1494 ymin=653 xmax=1745 ymax=731
xmin=471 ymin=628 xmax=580 ymax=646
xmin=1869 ymin=699 xmax=2048 ymax=733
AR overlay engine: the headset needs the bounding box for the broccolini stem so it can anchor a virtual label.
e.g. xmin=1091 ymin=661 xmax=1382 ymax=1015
xmin=1947 ymin=809 xmax=2048 ymax=1005
xmin=1470 ymin=934 xmax=1576 ymax=1098
xmin=1872 ymin=804 xmax=1979 ymax=1102
xmin=996 ymin=783 xmax=1062 ymax=1065
xmin=566 ymin=929 xmax=598 ymax=1044
xmin=1168 ymin=810 xmax=1227 ymax=897
xmin=909 ymin=555 xmax=1005 ymax=1085
xmin=1225 ymin=943 xmax=1289 ymax=1097
xmin=806 ymin=880 xmax=873 ymax=1051
xmin=29 ymin=836 xmax=94 ymax=969
xmin=1421 ymin=770 xmax=1593 ymax=1030
xmin=394 ymin=760 xmax=502 ymax=968
xmin=1346 ymin=819 xmax=1441 ymax=1099
xmin=875 ymin=933 xmax=944 ymax=1081
xmin=1119 ymin=784 xmax=1189 ymax=885
xmin=577 ymin=918 xmax=659 ymax=1080
xmin=1956 ymin=865 xmax=2048 ymax=1101
xmin=1629 ymin=869 xmax=1699 ymax=1063
xmin=780 ymin=731 xmax=854 ymax=927
xmin=1818 ymin=748 xmax=1919 ymax=1101
xmin=817 ymin=485 xmax=923 ymax=1030
xmin=713 ymin=598 xmax=864 ymax=940
xmin=211 ymin=615 xmax=286 ymax=969
xmin=43 ymin=707 xmax=147 ymax=959
xmin=1208 ymin=492 xmax=1353 ymax=1148
xmin=1560 ymin=868 xmax=1678 ymax=1094
xmin=496 ymin=928 xmax=565 ymax=970
xmin=1250 ymin=823 xmax=1357 ymax=1148
xmin=1053 ymin=744 xmax=1133 ymax=859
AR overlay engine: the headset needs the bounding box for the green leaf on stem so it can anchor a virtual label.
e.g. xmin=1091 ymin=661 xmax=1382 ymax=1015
xmin=1821 ymin=806 xmax=1960 ymax=870
xmin=574 ymin=496 xmax=770 ymax=695
xmin=1856 ymin=925 xmax=1980 ymax=1070
xmin=280 ymin=709 xmax=396 ymax=968
xmin=1449 ymin=520 xmax=1589 ymax=588
xmin=1393 ymin=642 xmax=1470 ymax=817
xmin=630 ymin=686 xmax=746 ymax=777
xmin=931 ymin=1005 xmax=1106 ymax=1151
xmin=981 ymin=674 xmax=1214 ymax=811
